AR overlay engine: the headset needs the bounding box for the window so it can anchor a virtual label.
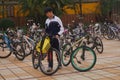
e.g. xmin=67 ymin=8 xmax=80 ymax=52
xmin=6 ymin=5 xmax=14 ymax=17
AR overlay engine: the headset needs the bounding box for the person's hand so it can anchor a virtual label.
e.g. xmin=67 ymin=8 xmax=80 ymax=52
xmin=56 ymin=35 xmax=60 ymax=39
xmin=41 ymin=32 xmax=45 ymax=36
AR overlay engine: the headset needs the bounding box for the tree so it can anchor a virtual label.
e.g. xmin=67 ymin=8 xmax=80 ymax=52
xmin=18 ymin=0 xmax=44 ymax=17
xmin=18 ymin=0 xmax=74 ymax=26
xmin=18 ymin=0 xmax=73 ymax=19
xmin=100 ymin=0 xmax=118 ymax=19
xmin=43 ymin=0 xmax=73 ymax=15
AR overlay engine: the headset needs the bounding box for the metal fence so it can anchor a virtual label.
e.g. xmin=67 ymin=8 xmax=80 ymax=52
xmin=61 ymin=14 xmax=96 ymax=26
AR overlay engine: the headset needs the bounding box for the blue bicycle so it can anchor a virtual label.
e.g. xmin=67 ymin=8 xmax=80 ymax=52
xmin=0 ymin=31 xmax=25 ymax=60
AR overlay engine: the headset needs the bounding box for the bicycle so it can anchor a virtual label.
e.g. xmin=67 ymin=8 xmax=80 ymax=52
xmin=0 ymin=31 xmax=25 ymax=60
xmin=17 ymin=28 xmax=43 ymax=57
xmin=21 ymin=35 xmax=36 ymax=56
xmin=86 ymin=33 xmax=104 ymax=54
xmin=109 ymin=24 xmax=120 ymax=40
xmin=102 ymin=22 xmax=120 ymax=40
xmin=15 ymin=29 xmax=43 ymax=69
xmin=84 ymin=24 xmax=104 ymax=54
xmin=62 ymin=34 xmax=96 ymax=72
xmin=86 ymin=36 xmax=103 ymax=54
xmin=32 ymin=34 xmax=61 ymax=75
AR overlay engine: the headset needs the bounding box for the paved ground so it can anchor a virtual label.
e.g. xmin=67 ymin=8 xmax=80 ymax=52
xmin=0 ymin=39 xmax=120 ymax=80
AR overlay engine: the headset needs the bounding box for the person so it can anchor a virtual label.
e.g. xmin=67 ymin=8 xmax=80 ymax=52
xmin=44 ymin=7 xmax=64 ymax=72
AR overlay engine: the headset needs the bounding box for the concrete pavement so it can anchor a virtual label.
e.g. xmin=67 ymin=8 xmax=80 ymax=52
xmin=0 ymin=39 xmax=120 ymax=80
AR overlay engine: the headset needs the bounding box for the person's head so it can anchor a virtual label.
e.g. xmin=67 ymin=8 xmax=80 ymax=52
xmin=44 ymin=7 xmax=54 ymax=18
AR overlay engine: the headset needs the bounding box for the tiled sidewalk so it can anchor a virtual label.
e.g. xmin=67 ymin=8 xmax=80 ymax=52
xmin=0 ymin=39 xmax=120 ymax=80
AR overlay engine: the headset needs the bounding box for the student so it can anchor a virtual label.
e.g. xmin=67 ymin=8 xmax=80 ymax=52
xmin=44 ymin=7 xmax=64 ymax=72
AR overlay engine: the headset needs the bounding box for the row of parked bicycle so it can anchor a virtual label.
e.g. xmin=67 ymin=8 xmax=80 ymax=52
xmin=0 ymin=20 xmax=108 ymax=75
xmin=69 ymin=20 xmax=120 ymax=40
xmin=101 ymin=22 xmax=120 ymax=40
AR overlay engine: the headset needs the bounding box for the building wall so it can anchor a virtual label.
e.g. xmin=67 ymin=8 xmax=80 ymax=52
xmin=0 ymin=2 xmax=27 ymax=26
xmin=0 ymin=4 xmax=26 ymax=18
xmin=63 ymin=2 xmax=100 ymax=14
xmin=0 ymin=1 xmax=100 ymax=17
xmin=0 ymin=1 xmax=100 ymax=26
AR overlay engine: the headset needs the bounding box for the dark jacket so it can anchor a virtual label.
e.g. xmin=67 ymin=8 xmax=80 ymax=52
xmin=45 ymin=21 xmax=60 ymax=36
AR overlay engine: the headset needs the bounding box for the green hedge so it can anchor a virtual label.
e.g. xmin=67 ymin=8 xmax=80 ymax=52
xmin=0 ymin=18 xmax=15 ymax=30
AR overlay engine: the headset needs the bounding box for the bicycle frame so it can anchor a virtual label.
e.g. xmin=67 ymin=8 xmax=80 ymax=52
xmin=70 ymin=36 xmax=87 ymax=49
xmin=2 ymin=33 xmax=12 ymax=50
xmin=23 ymin=35 xmax=35 ymax=50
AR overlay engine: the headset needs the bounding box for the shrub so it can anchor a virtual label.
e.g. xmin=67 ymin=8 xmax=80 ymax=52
xmin=0 ymin=18 xmax=15 ymax=30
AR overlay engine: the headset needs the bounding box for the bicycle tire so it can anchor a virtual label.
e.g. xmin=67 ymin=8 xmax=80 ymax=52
xmin=103 ymin=30 xmax=110 ymax=40
xmin=95 ymin=37 xmax=104 ymax=53
xmin=117 ymin=32 xmax=120 ymax=40
xmin=0 ymin=43 xmax=12 ymax=58
xmin=104 ymin=28 xmax=115 ymax=40
xmin=15 ymin=44 xmax=25 ymax=61
xmin=108 ymin=29 xmax=115 ymax=40
xmin=31 ymin=50 xmax=39 ymax=69
xmin=38 ymin=48 xmax=60 ymax=75
xmin=62 ymin=43 xmax=72 ymax=66
xmin=71 ymin=46 xmax=96 ymax=72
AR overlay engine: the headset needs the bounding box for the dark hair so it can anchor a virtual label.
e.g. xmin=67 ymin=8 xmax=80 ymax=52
xmin=44 ymin=7 xmax=53 ymax=14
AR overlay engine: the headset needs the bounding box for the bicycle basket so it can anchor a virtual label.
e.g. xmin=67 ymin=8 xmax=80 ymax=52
xmin=36 ymin=36 xmax=51 ymax=54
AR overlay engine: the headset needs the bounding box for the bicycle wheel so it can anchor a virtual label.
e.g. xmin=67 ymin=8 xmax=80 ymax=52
xmin=103 ymin=29 xmax=115 ymax=40
xmin=108 ymin=29 xmax=115 ymax=40
xmin=39 ymin=48 xmax=60 ymax=75
xmin=71 ymin=46 xmax=96 ymax=72
xmin=62 ymin=43 xmax=72 ymax=66
xmin=103 ymin=31 xmax=108 ymax=40
xmin=32 ymin=50 xmax=39 ymax=69
xmin=23 ymin=42 xmax=31 ymax=56
xmin=95 ymin=37 xmax=104 ymax=53
xmin=0 ymin=42 xmax=11 ymax=58
xmin=15 ymin=43 xmax=25 ymax=61
xmin=117 ymin=32 xmax=120 ymax=40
